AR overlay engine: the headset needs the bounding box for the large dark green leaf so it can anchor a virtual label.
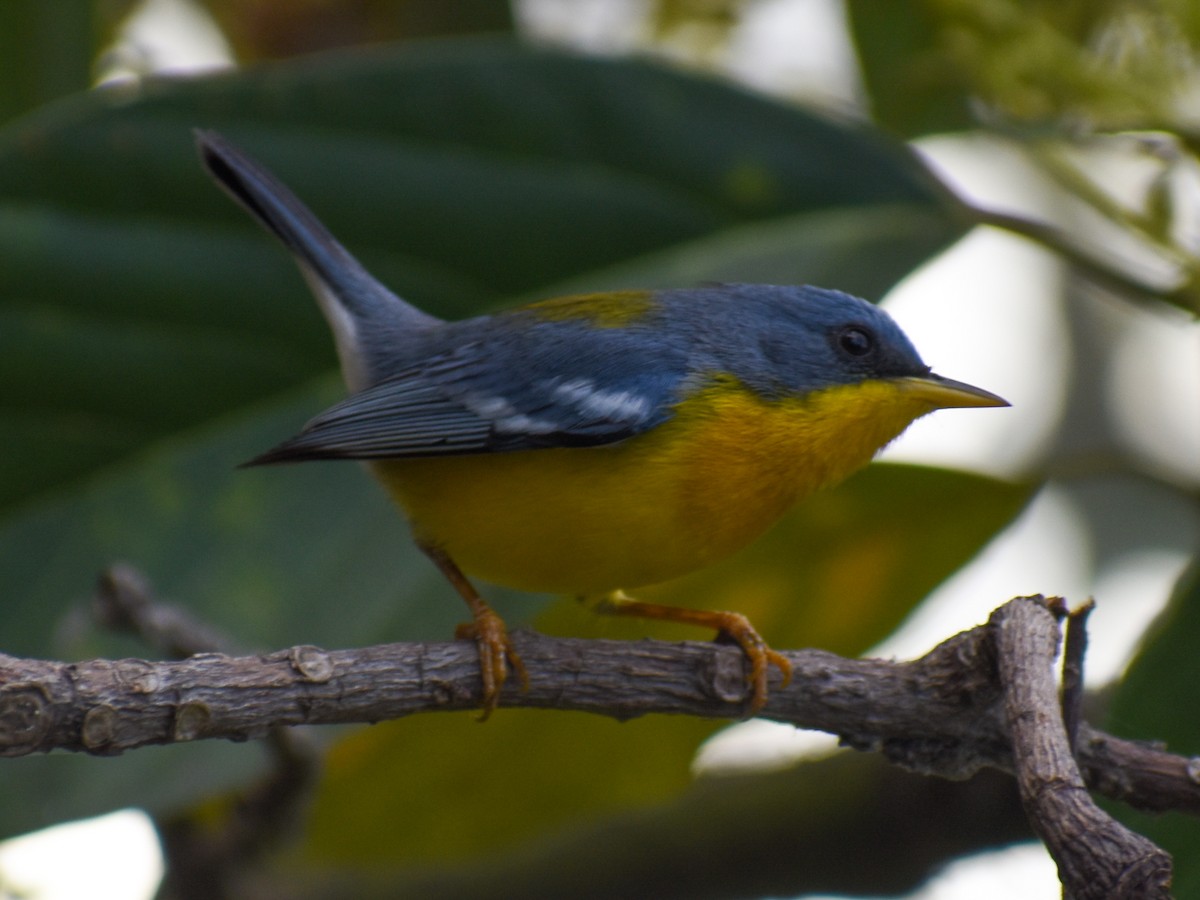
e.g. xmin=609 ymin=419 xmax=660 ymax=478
xmin=845 ymin=0 xmax=976 ymax=137
xmin=0 ymin=0 xmax=108 ymax=125
xmin=0 ymin=39 xmax=968 ymax=839
xmin=1106 ymin=560 xmax=1200 ymax=897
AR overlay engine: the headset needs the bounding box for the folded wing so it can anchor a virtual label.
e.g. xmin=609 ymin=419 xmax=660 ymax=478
xmin=249 ymin=324 xmax=688 ymax=464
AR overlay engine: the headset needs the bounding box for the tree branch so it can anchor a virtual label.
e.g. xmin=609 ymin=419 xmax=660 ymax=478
xmin=1060 ymin=599 xmax=1093 ymax=754
xmin=2 ymin=594 xmax=1196 ymax=895
xmin=0 ymin=595 xmax=1193 ymax=809
xmin=964 ymin=202 xmax=1200 ymax=315
xmin=994 ymin=597 xmax=1171 ymax=898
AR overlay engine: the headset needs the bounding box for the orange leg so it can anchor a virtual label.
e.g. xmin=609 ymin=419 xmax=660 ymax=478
xmin=594 ymin=592 xmax=792 ymax=715
xmin=419 ymin=543 xmax=528 ymax=720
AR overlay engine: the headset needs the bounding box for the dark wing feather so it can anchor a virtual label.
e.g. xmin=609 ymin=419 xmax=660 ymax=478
xmin=248 ymin=327 xmax=688 ymax=465
xmin=247 ymin=380 xmax=490 ymax=464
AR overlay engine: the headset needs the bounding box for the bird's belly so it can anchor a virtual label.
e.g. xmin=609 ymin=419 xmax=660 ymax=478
xmin=373 ymin=379 xmax=927 ymax=595
xmin=374 ymin=446 xmax=782 ymax=595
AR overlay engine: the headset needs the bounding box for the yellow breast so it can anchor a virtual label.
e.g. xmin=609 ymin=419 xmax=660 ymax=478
xmin=372 ymin=377 xmax=938 ymax=596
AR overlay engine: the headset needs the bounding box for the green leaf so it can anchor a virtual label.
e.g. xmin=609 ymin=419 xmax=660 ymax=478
xmin=845 ymin=0 xmax=976 ymax=137
xmin=537 ymin=203 xmax=959 ymax=302
xmin=0 ymin=39 xmax=966 ymax=839
xmin=0 ymin=1 xmax=101 ymax=125
xmin=204 ymin=0 xmax=514 ymax=62
xmin=305 ymin=711 xmax=715 ymax=864
xmin=1106 ymin=560 xmax=1200 ymax=896
xmin=338 ymin=753 xmax=1029 ymax=899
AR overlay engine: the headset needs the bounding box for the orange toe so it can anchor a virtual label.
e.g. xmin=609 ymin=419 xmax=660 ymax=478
xmin=716 ymin=614 xmax=791 ymax=715
xmin=456 ymin=609 xmax=528 ymax=720
xmin=593 ymin=594 xmax=789 ymax=715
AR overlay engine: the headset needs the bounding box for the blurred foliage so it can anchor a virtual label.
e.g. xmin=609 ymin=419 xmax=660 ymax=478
xmin=846 ymin=0 xmax=1200 ymax=315
xmin=648 ymin=0 xmax=1200 ymax=314
xmin=848 ymin=0 xmax=1200 ymax=136
xmin=648 ymin=0 xmax=749 ymax=61
xmin=0 ymin=1 xmax=1198 ymax=899
xmin=0 ymin=0 xmax=134 ymax=124
xmin=1107 ymin=562 xmax=1200 ymax=894
xmin=204 ymin=0 xmax=512 ymax=60
xmin=303 ymin=753 xmax=1030 ymax=900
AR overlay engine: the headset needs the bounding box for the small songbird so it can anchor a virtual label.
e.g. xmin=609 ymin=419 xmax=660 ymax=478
xmin=197 ymin=130 xmax=1007 ymax=718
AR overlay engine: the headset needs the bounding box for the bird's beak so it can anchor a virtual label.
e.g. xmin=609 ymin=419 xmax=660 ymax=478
xmin=890 ymin=373 xmax=1010 ymax=409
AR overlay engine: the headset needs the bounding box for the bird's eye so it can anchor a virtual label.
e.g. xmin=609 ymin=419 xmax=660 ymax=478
xmin=838 ymin=326 xmax=874 ymax=357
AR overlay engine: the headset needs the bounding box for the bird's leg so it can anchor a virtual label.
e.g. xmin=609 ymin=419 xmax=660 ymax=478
xmin=418 ymin=542 xmax=528 ymax=720
xmin=592 ymin=591 xmax=792 ymax=715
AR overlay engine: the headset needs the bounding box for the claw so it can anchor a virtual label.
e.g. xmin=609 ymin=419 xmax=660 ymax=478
xmin=420 ymin=541 xmax=528 ymax=720
xmin=717 ymin=616 xmax=793 ymax=715
xmin=594 ymin=592 xmax=790 ymax=715
xmin=455 ymin=611 xmax=528 ymax=720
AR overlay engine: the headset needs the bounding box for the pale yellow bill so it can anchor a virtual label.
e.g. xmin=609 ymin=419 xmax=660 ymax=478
xmin=891 ymin=373 xmax=1010 ymax=410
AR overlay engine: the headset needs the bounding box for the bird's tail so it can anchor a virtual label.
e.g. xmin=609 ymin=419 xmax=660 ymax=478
xmin=196 ymin=129 xmax=440 ymax=390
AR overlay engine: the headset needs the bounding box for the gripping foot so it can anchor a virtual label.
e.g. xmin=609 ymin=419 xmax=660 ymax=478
xmin=421 ymin=543 xmax=528 ymax=720
xmin=594 ymin=592 xmax=791 ymax=715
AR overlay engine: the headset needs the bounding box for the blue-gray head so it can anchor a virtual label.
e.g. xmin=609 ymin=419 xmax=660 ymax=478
xmin=653 ymin=284 xmax=1006 ymax=409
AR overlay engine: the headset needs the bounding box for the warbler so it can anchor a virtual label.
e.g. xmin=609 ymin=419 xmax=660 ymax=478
xmin=197 ymin=130 xmax=1007 ymax=717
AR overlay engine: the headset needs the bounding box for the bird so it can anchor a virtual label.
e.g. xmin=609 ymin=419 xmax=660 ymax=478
xmin=196 ymin=129 xmax=1008 ymax=719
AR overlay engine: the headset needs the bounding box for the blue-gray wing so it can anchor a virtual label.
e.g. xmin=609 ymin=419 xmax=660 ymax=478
xmin=248 ymin=330 xmax=688 ymax=464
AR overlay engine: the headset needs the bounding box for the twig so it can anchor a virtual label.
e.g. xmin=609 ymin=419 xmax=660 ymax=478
xmin=1061 ymin=599 xmax=1094 ymax=754
xmin=992 ymin=597 xmax=1171 ymax=899
xmin=964 ymin=203 xmax=1200 ymax=314
xmin=93 ymin=563 xmax=236 ymax=657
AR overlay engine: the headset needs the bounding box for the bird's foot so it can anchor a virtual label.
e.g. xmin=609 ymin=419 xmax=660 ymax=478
xmin=455 ymin=609 xmax=528 ymax=720
xmin=712 ymin=612 xmax=793 ymax=716
xmin=593 ymin=593 xmax=791 ymax=716
xmin=418 ymin=541 xmax=529 ymax=720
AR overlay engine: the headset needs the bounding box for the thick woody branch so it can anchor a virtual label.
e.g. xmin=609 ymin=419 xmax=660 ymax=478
xmin=0 ymin=596 xmax=1196 ymax=818
xmin=2 ymin=593 xmax=1193 ymax=895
